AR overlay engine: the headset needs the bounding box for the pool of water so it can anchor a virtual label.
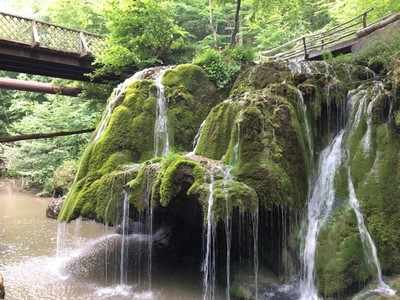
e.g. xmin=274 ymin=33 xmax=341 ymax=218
xmin=0 ymin=180 xmax=206 ymax=300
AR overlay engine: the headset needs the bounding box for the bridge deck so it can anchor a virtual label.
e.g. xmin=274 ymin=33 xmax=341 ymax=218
xmin=0 ymin=11 xmax=108 ymax=81
xmin=262 ymin=9 xmax=400 ymax=62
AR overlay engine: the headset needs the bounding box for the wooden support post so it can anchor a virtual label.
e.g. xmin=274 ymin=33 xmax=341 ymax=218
xmin=0 ymin=78 xmax=81 ymax=96
xmin=31 ymin=20 xmax=40 ymax=48
xmin=302 ymin=37 xmax=308 ymax=60
xmin=362 ymin=12 xmax=368 ymax=28
xmin=79 ymin=32 xmax=90 ymax=58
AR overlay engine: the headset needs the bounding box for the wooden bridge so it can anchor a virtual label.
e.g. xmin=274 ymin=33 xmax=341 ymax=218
xmin=262 ymin=9 xmax=400 ymax=61
xmin=0 ymin=11 xmax=107 ymax=81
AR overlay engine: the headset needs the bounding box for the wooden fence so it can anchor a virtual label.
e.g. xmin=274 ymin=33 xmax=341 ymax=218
xmin=262 ymin=8 xmax=376 ymax=61
xmin=0 ymin=11 xmax=105 ymax=57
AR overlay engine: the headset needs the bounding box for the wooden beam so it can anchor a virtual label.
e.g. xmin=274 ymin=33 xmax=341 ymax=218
xmin=0 ymin=128 xmax=95 ymax=143
xmin=0 ymin=78 xmax=82 ymax=96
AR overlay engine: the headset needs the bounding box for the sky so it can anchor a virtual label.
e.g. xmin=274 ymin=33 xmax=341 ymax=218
xmin=0 ymin=0 xmax=53 ymax=18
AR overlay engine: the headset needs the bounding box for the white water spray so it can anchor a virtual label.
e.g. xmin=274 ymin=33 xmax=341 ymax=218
xmin=300 ymin=132 xmax=344 ymax=300
xmin=347 ymin=170 xmax=395 ymax=297
xmin=120 ymin=190 xmax=130 ymax=285
xmin=203 ymin=172 xmax=216 ymax=300
xmin=154 ymin=71 xmax=170 ymax=157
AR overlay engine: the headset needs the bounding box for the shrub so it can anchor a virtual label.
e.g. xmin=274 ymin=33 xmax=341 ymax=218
xmin=193 ymin=47 xmax=254 ymax=88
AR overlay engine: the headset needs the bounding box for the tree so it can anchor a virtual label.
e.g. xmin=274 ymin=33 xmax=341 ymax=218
xmin=97 ymin=0 xmax=189 ymax=74
xmin=230 ymin=0 xmax=241 ymax=46
xmin=45 ymin=0 xmax=106 ymax=33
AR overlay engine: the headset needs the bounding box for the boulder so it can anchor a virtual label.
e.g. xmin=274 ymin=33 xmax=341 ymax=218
xmin=0 ymin=272 xmax=4 ymax=299
xmin=46 ymin=197 xmax=64 ymax=219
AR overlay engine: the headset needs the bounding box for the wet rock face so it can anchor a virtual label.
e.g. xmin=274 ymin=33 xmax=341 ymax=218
xmin=46 ymin=197 xmax=64 ymax=219
xmin=0 ymin=272 xmax=4 ymax=299
xmin=115 ymin=220 xmax=145 ymax=234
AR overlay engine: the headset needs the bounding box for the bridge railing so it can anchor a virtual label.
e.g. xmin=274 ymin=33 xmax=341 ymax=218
xmin=262 ymin=8 xmax=375 ymax=61
xmin=0 ymin=11 xmax=105 ymax=57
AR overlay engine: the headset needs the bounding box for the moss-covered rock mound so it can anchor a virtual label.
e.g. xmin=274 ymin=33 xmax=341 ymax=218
xmin=59 ymin=64 xmax=219 ymax=222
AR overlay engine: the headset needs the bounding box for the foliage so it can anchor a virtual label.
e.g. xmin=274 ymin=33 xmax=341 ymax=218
xmin=46 ymin=0 xmax=106 ymax=33
xmin=329 ymin=29 xmax=400 ymax=73
xmin=96 ymin=0 xmax=190 ymax=74
xmin=193 ymin=47 xmax=254 ymax=88
xmin=330 ymin=0 xmax=400 ymax=24
xmin=2 ymin=95 xmax=100 ymax=194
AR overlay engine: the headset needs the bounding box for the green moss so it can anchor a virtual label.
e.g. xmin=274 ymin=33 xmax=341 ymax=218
xmin=334 ymin=164 xmax=349 ymax=201
xmin=127 ymin=161 xmax=160 ymax=211
xmin=163 ymin=64 xmax=220 ymax=152
xmin=355 ymin=124 xmax=400 ymax=273
xmin=59 ymin=167 xmax=137 ymax=223
xmin=316 ymin=86 xmax=400 ymax=295
xmin=60 ymin=64 xmax=221 ymax=222
xmin=159 ymin=157 xmax=205 ymax=207
xmin=195 ymin=100 xmax=242 ymax=160
xmin=197 ymin=86 xmax=309 ymax=209
xmin=316 ymin=207 xmax=371 ymax=297
xmin=230 ymin=61 xmax=292 ymax=97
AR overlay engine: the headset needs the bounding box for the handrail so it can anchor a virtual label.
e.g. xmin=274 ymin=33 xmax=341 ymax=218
xmin=0 ymin=10 xmax=105 ymax=56
xmin=263 ymin=8 xmax=375 ymax=61
xmin=0 ymin=11 xmax=103 ymax=37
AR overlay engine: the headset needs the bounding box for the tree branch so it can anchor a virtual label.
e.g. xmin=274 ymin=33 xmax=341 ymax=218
xmin=0 ymin=128 xmax=95 ymax=143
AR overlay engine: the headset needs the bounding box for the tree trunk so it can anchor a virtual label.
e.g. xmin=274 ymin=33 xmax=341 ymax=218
xmin=209 ymin=0 xmax=217 ymax=47
xmin=0 ymin=128 xmax=95 ymax=143
xmin=230 ymin=0 xmax=241 ymax=46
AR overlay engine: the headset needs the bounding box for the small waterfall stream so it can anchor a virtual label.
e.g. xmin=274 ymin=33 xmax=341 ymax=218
xmin=193 ymin=120 xmax=206 ymax=154
xmin=300 ymin=131 xmax=344 ymax=300
xmin=223 ymin=168 xmax=232 ymax=300
xmin=294 ymin=88 xmax=313 ymax=158
xmin=347 ymin=170 xmax=395 ymax=297
xmin=154 ymin=70 xmax=170 ymax=157
xmin=120 ymin=191 xmax=130 ymax=285
xmin=203 ymin=172 xmax=217 ymax=300
xmin=362 ymin=82 xmax=384 ymax=153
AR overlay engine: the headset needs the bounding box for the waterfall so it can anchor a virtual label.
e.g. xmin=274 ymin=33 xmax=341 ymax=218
xmin=203 ymin=172 xmax=217 ymax=300
xmin=120 ymin=191 xmax=130 ymax=285
xmin=347 ymin=170 xmax=395 ymax=296
xmin=56 ymin=222 xmax=67 ymax=257
xmin=193 ymin=120 xmax=206 ymax=153
xmin=362 ymin=82 xmax=384 ymax=153
xmin=294 ymin=88 xmax=313 ymax=158
xmin=146 ymin=173 xmax=154 ymax=290
xmin=223 ymin=168 xmax=232 ymax=300
xmin=300 ymin=131 xmax=344 ymax=300
xmin=252 ymin=207 xmax=259 ymax=300
xmin=154 ymin=70 xmax=170 ymax=157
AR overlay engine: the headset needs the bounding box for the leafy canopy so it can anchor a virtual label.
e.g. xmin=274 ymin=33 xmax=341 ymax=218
xmin=97 ymin=0 xmax=189 ymax=74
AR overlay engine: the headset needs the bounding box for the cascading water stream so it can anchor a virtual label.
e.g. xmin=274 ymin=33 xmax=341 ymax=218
xmin=294 ymin=88 xmax=313 ymax=157
xmin=154 ymin=70 xmax=170 ymax=157
xmin=362 ymin=82 xmax=384 ymax=153
xmin=203 ymin=172 xmax=217 ymax=300
xmin=347 ymin=169 xmax=395 ymax=297
xmin=192 ymin=120 xmax=206 ymax=154
xmin=120 ymin=190 xmax=130 ymax=285
xmin=56 ymin=222 xmax=67 ymax=257
xmin=300 ymin=131 xmax=344 ymax=300
xmin=252 ymin=207 xmax=259 ymax=300
xmin=223 ymin=168 xmax=232 ymax=300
